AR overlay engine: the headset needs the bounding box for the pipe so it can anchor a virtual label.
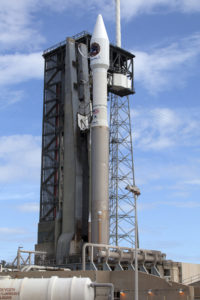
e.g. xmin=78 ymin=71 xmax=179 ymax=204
xmin=98 ymin=211 xmax=102 ymax=244
xmin=21 ymin=265 xmax=71 ymax=272
xmin=18 ymin=250 xmax=46 ymax=254
xmin=88 ymin=213 xmax=91 ymax=243
xmin=135 ymin=194 xmax=139 ymax=300
xmin=88 ymin=129 xmax=92 ymax=244
xmin=90 ymin=283 xmax=114 ymax=300
xmin=115 ymin=0 xmax=121 ymax=47
xmin=82 ymin=243 xmax=165 ymax=271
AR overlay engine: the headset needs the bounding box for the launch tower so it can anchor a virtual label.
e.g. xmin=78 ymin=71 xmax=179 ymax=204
xmin=36 ymin=25 xmax=135 ymax=266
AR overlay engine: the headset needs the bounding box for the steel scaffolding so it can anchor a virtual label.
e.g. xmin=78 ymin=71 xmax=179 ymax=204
xmin=39 ymin=46 xmax=65 ymax=223
xmin=109 ymin=94 xmax=136 ymax=247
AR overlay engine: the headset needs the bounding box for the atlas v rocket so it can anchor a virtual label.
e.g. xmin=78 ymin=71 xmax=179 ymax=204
xmin=90 ymin=15 xmax=110 ymax=245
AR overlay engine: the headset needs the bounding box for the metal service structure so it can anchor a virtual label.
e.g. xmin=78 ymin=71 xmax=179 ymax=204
xmin=36 ymin=13 xmax=135 ymax=267
xmin=35 ymin=4 xmax=173 ymax=279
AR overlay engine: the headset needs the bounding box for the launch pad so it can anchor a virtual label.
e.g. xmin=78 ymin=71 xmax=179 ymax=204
xmin=0 ymin=4 xmax=199 ymax=300
xmin=31 ymin=16 xmax=196 ymax=293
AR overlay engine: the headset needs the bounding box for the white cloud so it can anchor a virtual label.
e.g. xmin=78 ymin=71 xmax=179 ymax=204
xmin=0 ymin=53 xmax=43 ymax=86
xmin=132 ymin=107 xmax=200 ymax=150
xmin=120 ymin=0 xmax=200 ymax=19
xmin=0 ymin=0 xmax=92 ymax=50
xmin=18 ymin=202 xmax=39 ymax=212
xmin=0 ymin=0 xmax=45 ymax=51
xmin=1 ymin=0 xmax=200 ymax=52
xmin=0 ymin=227 xmax=26 ymax=235
xmin=0 ymin=135 xmax=41 ymax=183
xmin=180 ymin=0 xmax=200 ymax=13
xmin=132 ymin=106 xmax=200 ymax=192
xmin=37 ymin=0 xmax=114 ymax=17
xmin=0 ymin=192 xmax=36 ymax=201
xmin=171 ymin=201 xmax=200 ymax=208
xmin=44 ymin=0 xmax=200 ymax=18
xmin=134 ymin=34 xmax=200 ymax=94
xmin=138 ymin=200 xmax=200 ymax=211
xmin=135 ymin=156 xmax=200 ymax=197
xmin=184 ymin=179 xmax=200 ymax=185
xmin=0 ymin=89 xmax=25 ymax=109
xmin=0 ymin=0 xmax=199 ymax=98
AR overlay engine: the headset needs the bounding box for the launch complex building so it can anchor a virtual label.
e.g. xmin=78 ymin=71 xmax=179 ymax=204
xmin=33 ymin=13 xmax=200 ymax=299
xmin=35 ymin=19 xmax=135 ymax=266
xmin=1 ymin=3 xmax=200 ymax=300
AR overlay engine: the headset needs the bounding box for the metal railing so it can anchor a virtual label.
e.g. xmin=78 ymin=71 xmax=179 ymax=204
xmin=90 ymin=282 xmax=114 ymax=300
xmin=43 ymin=31 xmax=91 ymax=55
xmin=12 ymin=248 xmax=47 ymax=270
xmin=43 ymin=40 xmax=66 ymax=55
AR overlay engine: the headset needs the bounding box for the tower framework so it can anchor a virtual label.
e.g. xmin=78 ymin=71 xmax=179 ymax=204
xmin=109 ymin=0 xmax=137 ymax=249
xmin=109 ymin=94 xmax=136 ymax=247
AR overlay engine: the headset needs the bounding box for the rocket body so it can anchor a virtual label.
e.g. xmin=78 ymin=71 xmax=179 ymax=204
xmin=90 ymin=15 xmax=110 ymax=245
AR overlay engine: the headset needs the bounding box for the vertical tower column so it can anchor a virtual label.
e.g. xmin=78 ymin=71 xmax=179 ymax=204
xmin=90 ymin=15 xmax=110 ymax=245
xmin=115 ymin=0 xmax=121 ymax=47
xmin=109 ymin=0 xmax=137 ymax=248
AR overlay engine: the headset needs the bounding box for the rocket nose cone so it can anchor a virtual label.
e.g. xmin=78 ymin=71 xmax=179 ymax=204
xmin=92 ymin=14 xmax=109 ymax=41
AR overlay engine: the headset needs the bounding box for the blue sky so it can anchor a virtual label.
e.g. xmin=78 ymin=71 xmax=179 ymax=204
xmin=0 ymin=0 xmax=200 ymax=264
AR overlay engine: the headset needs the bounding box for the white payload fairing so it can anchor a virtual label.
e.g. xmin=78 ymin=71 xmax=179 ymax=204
xmin=90 ymin=15 xmax=110 ymax=245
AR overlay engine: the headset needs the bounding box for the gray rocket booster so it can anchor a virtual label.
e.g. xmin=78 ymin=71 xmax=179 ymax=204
xmin=90 ymin=15 xmax=110 ymax=245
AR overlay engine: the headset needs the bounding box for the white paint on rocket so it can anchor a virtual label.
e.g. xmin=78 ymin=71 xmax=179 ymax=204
xmin=90 ymin=14 xmax=109 ymax=127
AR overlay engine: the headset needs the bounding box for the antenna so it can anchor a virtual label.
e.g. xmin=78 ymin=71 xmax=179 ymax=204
xmin=115 ymin=0 xmax=121 ymax=47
